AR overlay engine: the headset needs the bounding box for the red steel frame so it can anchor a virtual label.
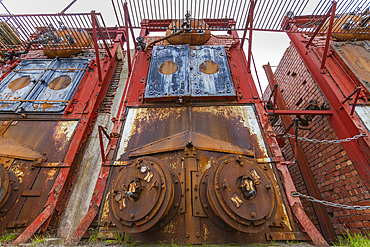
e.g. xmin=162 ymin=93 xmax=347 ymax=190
xmin=63 ymin=7 xmax=329 ymax=244
xmin=12 ymin=21 xmax=125 ymax=245
xmin=286 ymin=28 xmax=370 ymax=188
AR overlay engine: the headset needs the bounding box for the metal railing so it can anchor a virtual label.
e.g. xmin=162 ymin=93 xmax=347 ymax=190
xmin=0 ymin=12 xmax=113 ymax=51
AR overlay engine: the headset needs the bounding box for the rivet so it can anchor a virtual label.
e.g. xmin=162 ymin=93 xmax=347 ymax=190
xmin=175 ymin=180 xmax=179 ymax=184
xmin=174 ymin=203 xmax=179 ymax=207
xmin=196 ymin=232 xmax=200 ymax=238
xmin=222 ymin=184 xmax=228 ymax=189
xmin=251 ymin=212 xmax=256 ymax=218
xmin=145 ymin=216 xmax=149 ymax=220
xmin=203 ymin=204 xmax=208 ymax=208
xmin=162 ymin=184 xmax=165 ymax=189
xmin=266 ymin=185 xmax=271 ymax=190
xmin=263 ymin=165 xmax=268 ymax=170
xmin=130 ymin=213 xmax=135 ymax=219
xmin=202 ymin=180 xmax=206 ymax=184
xmin=14 ymin=187 xmax=18 ymax=191
xmin=186 ymin=186 xmax=190 ymax=191
xmin=186 ymin=233 xmax=190 ymax=238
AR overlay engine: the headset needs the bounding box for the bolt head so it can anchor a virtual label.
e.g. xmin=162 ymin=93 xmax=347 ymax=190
xmin=130 ymin=213 xmax=135 ymax=219
xmin=251 ymin=212 xmax=256 ymax=218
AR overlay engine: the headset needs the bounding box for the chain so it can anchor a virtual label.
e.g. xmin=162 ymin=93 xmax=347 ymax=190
xmin=291 ymin=192 xmax=370 ymax=210
xmin=284 ymin=133 xmax=367 ymax=144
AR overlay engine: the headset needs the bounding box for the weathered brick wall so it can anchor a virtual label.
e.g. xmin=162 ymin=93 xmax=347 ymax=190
xmin=263 ymin=42 xmax=370 ymax=235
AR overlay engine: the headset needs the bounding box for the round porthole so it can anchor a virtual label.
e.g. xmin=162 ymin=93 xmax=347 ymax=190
xmin=48 ymin=76 xmax=71 ymax=90
xmin=8 ymin=76 xmax=31 ymax=90
xmin=159 ymin=60 xmax=178 ymax=75
xmin=199 ymin=60 xmax=220 ymax=74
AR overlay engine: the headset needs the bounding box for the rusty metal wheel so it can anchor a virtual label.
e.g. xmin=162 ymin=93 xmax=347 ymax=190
xmin=110 ymin=157 xmax=174 ymax=233
xmin=0 ymin=164 xmax=10 ymax=209
xmin=0 ymin=171 xmax=20 ymax=218
xmin=206 ymin=155 xmax=276 ymax=233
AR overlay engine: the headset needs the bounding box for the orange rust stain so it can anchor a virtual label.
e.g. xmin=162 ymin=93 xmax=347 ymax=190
xmin=8 ymin=76 xmax=31 ymax=90
xmin=159 ymin=60 xmax=178 ymax=75
xmin=199 ymin=60 xmax=220 ymax=74
xmin=48 ymin=76 xmax=71 ymax=90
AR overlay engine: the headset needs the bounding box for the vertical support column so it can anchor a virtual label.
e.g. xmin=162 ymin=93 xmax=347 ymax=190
xmin=91 ymin=11 xmax=102 ymax=83
xmin=247 ymin=0 xmax=254 ymax=73
xmin=184 ymin=142 xmax=201 ymax=244
xmin=263 ymin=63 xmax=336 ymax=243
xmin=320 ymin=1 xmax=337 ymax=73
xmin=123 ymin=2 xmax=132 ymax=75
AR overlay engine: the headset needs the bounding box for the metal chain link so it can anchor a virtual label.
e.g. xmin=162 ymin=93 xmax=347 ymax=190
xmin=291 ymin=192 xmax=370 ymax=210
xmin=284 ymin=133 xmax=367 ymax=144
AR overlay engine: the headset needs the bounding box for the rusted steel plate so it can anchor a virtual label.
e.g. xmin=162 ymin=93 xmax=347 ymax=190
xmin=331 ymin=41 xmax=370 ymax=92
xmin=2 ymin=120 xmax=78 ymax=162
xmin=0 ymin=120 xmax=77 ymax=234
xmin=117 ymin=106 xmax=265 ymax=160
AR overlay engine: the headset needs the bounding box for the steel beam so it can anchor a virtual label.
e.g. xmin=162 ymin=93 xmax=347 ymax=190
xmin=123 ymin=3 xmax=132 ymax=75
xmin=320 ymin=1 xmax=336 ymax=72
xmin=263 ymin=63 xmax=336 ymax=243
xmin=267 ymin=110 xmax=333 ymax=115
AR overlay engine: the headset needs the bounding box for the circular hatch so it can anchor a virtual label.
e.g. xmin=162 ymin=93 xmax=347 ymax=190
xmin=206 ymin=155 xmax=276 ymax=233
xmin=110 ymin=157 xmax=174 ymax=233
xmin=8 ymin=76 xmax=31 ymax=90
xmin=48 ymin=75 xmax=71 ymax=90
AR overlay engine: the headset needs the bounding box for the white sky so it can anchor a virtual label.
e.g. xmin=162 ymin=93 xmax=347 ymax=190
xmin=1 ymin=0 xmax=321 ymax=94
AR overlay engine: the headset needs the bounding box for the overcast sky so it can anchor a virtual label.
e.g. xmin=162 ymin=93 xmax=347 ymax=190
xmin=1 ymin=0 xmax=321 ymax=94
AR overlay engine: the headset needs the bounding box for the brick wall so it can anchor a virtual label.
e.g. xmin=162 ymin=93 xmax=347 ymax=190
xmin=263 ymin=41 xmax=370 ymax=235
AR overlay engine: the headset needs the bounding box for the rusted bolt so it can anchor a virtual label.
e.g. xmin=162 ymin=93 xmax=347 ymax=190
xmin=186 ymin=233 xmax=190 ymax=238
xmin=196 ymin=174 xmax=199 ymax=177
xmin=145 ymin=216 xmax=149 ymax=220
xmin=161 ymin=184 xmax=165 ymax=189
xmin=251 ymin=212 xmax=256 ymax=218
xmin=14 ymin=187 xmax=18 ymax=191
xmin=203 ymin=204 xmax=208 ymax=208
xmin=202 ymin=180 xmax=206 ymax=184
xmin=239 ymin=161 xmax=244 ymax=166
xmin=225 ymin=160 xmax=229 ymax=164
xmin=266 ymin=185 xmax=271 ymax=190
xmin=215 ymin=185 xmax=220 ymax=190
xmin=195 ymin=196 xmax=198 ymax=199
xmin=129 ymin=214 xmax=135 ymax=219
xmin=174 ymin=203 xmax=179 ymax=207
xmin=6 ymin=159 xmax=10 ymax=162
xmin=1 ymin=209 xmax=6 ymax=213
xmin=185 ymin=152 xmax=189 ymax=156
xmin=175 ymin=180 xmax=179 ymax=184
xmin=222 ymin=184 xmax=228 ymax=189
xmin=194 ymin=185 xmax=198 ymax=190
xmin=180 ymin=208 xmax=183 ymax=211
xmin=196 ymin=232 xmax=200 ymax=238
xmin=186 ymin=186 xmax=190 ymax=191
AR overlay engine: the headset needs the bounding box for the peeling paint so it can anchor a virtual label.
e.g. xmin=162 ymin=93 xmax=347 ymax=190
xmin=53 ymin=121 xmax=78 ymax=152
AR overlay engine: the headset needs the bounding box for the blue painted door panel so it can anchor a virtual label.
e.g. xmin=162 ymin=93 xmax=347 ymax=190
xmin=145 ymin=45 xmax=190 ymax=99
xmin=144 ymin=45 xmax=236 ymax=101
xmin=190 ymin=46 xmax=235 ymax=97
xmin=0 ymin=59 xmax=51 ymax=112
xmin=22 ymin=58 xmax=89 ymax=112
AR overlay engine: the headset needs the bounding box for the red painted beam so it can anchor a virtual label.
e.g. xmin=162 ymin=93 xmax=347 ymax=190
xmin=263 ymin=64 xmax=336 ymax=243
xmin=267 ymin=110 xmax=333 ymax=115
